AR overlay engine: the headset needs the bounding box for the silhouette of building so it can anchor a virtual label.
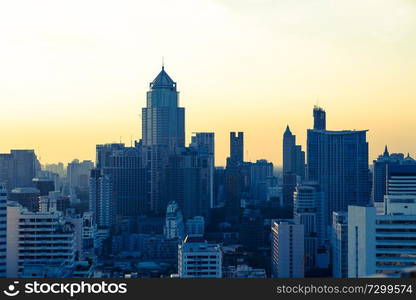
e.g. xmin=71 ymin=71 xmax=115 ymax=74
xmin=313 ymin=106 xmax=326 ymax=130
xmin=307 ymin=128 xmax=370 ymax=223
xmin=142 ymin=66 xmax=185 ymax=215
xmin=95 ymin=144 xmax=148 ymax=218
xmin=0 ymin=150 xmax=40 ymax=190
xmin=372 ymin=147 xmax=416 ymax=205
xmin=67 ymin=159 xmax=93 ymax=190
xmin=229 ymin=132 xmax=244 ymax=165
xmin=282 ymin=126 xmax=305 ymax=211
xmin=190 ymin=132 xmax=215 ymax=209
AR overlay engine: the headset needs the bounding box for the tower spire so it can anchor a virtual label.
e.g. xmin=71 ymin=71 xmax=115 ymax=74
xmin=162 ymin=56 xmax=164 ymax=70
xmin=383 ymin=145 xmax=389 ymax=156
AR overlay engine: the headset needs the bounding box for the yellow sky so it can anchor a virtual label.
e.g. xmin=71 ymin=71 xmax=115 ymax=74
xmin=1 ymin=0 xmax=415 ymax=166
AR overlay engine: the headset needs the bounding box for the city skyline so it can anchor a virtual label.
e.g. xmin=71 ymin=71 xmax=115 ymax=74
xmin=1 ymin=0 xmax=416 ymax=167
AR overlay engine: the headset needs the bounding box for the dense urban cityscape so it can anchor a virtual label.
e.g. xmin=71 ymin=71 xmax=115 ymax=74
xmin=0 ymin=66 xmax=415 ymax=279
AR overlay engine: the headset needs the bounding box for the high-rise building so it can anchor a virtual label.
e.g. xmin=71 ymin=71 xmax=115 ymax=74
xmin=372 ymin=147 xmax=415 ymax=204
xmin=66 ymin=212 xmax=97 ymax=261
xmin=293 ymin=181 xmax=326 ymax=272
xmin=67 ymin=159 xmax=93 ymax=190
xmin=165 ymin=148 xmax=212 ymax=218
xmin=185 ymin=216 xmax=205 ymax=237
xmin=282 ymin=126 xmax=305 ymax=211
xmin=32 ymin=177 xmax=55 ymax=196
xmin=178 ymin=235 xmax=222 ymax=278
xmin=348 ymin=198 xmax=416 ymax=278
xmin=9 ymin=187 xmax=40 ymax=212
xmin=249 ymin=159 xmax=275 ymax=203
xmin=386 ymin=163 xmax=416 ymax=196
xmin=271 ymin=219 xmax=304 ymax=278
xmin=190 ymin=132 xmax=215 ymax=164
xmin=240 ymin=209 xmax=264 ymax=250
xmin=0 ymin=183 xmax=7 ymax=277
xmin=307 ymin=128 xmax=370 ymax=223
xmin=313 ymin=106 xmax=326 ymax=130
xmin=89 ymin=168 xmax=113 ymax=228
xmin=95 ymin=144 xmax=148 ymax=217
xmin=190 ymin=132 xmax=215 ymax=209
xmin=283 ymin=126 xmax=296 ymax=174
xmin=331 ymin=211 xmax=348 ymax=278
xmin=164 ymin=201 xmax=184 ymax=240
xmin=229 ymin=132 xmax=244 ymax=165
xmin=0 ymin=150 xmax=40 ymax=190
xmin=7 ymin=202 xmax=76 ymax=277
xmin=142 ymin=66 xmax=185 ymax=150
xmin=142 ymin=66 xmax=185 ymax=215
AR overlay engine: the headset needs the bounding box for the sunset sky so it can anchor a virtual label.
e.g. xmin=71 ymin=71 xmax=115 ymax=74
xmin=1 ymin=0 xmax=415 ymax=167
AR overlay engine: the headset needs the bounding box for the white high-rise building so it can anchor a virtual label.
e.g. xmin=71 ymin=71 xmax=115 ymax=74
xmin=332 ymin=211 xmax=348 ymax=278
xmin=178 ymin=235 xmax=222 ymax=278
xmin=89 ymin=169 xmax=113 ymax=228
xmin=7 ymin=202 xmax=76 ymax=277
xmin=0 ymin=183 xmax=7 ymax=277
xmin=271 ymin=220 xmax=304 ymax=278
xmin=348 ymin=196 xmax=416 ymax=277
xmin=164 ymin=201 xmax=184 ymax=240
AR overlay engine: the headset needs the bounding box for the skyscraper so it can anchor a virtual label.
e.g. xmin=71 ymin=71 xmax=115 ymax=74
xmin=331 ymin=211 xmax=348 ymax=278
xmin=282 ymin=126 xmax=305 ymax=210
xmin=348 ymin=199 xmax=416 ymax=278
xmin=164 ymin=201 xmax=184 ymax=240
xmin=293 ymin=181 xmax=326 ymax=271
xmin=283 ymin=126 xmax=296 ymax=174
xmin=95 ymin=144 xmax=148 ymax=218
xmin=229 ymin=132 xmax=244 ymax=165
xmin=165 ymin=148 xmax=212 ymax=218
xmin=190 ymin=132 xmax=215 ymax=209
xmin=7 ymin=202 xmax=76 ymax=277
xmin=178 ymin=235 xmax=222 ymax=278
xmin=142 ymin=66 xmax=185 ymax=214
xmin=224 ymin=132 xmax=247 ymax=220
xmin=0 ymin=150 xmax=40 ymax=190
xmin=271 ymin=220 xmax=304 ymax=278
xmin=89 ymin=168 xmax=113 ymax=228
xmin=372 ymin=147 xmax=415 ymax=204
xmin=313 ymin=106 xmax=326 ymax=130
xmin=142 ymin=66 xmax=185 ymax=150
xmin=307 ymin=129 xmax=370 ymax=223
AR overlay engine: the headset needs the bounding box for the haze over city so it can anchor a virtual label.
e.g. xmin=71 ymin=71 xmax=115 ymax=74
xmin=1 ymin=0 xmax=416 ymax=166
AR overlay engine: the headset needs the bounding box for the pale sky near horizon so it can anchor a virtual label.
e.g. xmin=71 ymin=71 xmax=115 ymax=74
xmin=1 ymin=0 xmax=415 ymax=166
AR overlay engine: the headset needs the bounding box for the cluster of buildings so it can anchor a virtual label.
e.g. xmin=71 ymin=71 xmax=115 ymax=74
xmin=0 ymin=67 xmax=415 ymax=278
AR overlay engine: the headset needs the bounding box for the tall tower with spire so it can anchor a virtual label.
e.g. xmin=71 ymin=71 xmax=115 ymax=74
xmin=142 ymin=66 xmax=185 ymax=214
xmin=313 ymin=106 xmax=326 ymax=130
xmin=283 ymin=125 xmax=296 ymax=174
xmin=142 ymin=66 xmax=185 ymax=150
